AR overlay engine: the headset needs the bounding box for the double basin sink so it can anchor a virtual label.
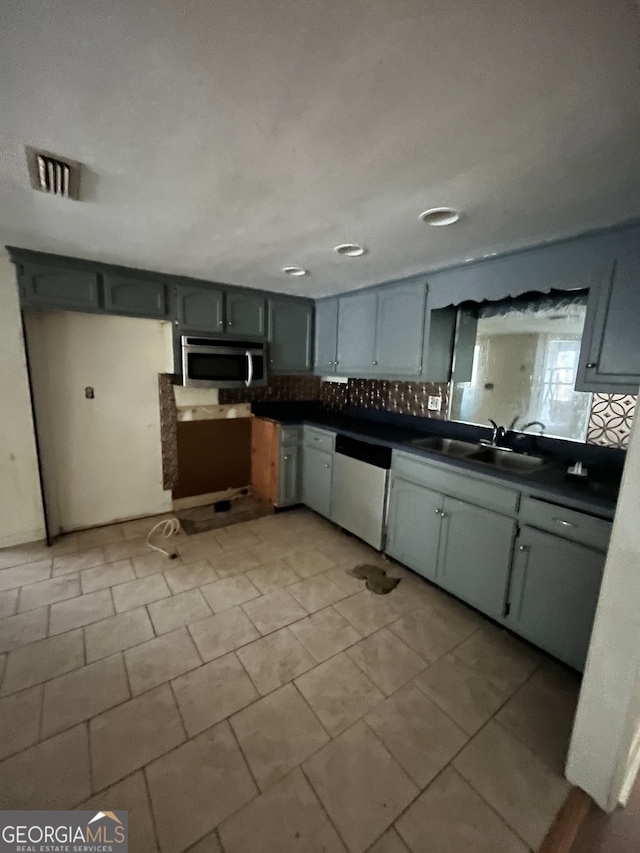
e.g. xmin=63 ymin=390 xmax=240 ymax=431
xmin=409 ymin=436 xmax=548 ymax=476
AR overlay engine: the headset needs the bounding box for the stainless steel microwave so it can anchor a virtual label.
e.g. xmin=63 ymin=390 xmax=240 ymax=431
xmin=181 ymin=336 xmax=267 ymax=388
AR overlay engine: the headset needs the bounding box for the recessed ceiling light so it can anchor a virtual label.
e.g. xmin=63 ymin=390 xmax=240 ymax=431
xmin=282 ymin=266 xmax=308 ymax=276
xmin=419 ymin=207 xmax=460 ymax=226
xmin=334 ymin=243 xmax=367 ymax=257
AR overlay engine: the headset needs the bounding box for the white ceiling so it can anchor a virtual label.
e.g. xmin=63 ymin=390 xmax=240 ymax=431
xmin=1 ymin=0 xmax=639 ymax=296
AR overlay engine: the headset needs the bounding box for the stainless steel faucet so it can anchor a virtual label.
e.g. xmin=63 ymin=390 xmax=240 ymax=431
xmin=488 ymin=419 xmax=507 ymax=446
xmin=521 ymin=420 xmax=546 ymax=434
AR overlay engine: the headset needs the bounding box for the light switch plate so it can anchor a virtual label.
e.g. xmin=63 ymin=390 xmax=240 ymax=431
xmin=428 ymin=395 xmax=442 ymax=411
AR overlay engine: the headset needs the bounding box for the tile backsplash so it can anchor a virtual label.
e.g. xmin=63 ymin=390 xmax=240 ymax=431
xmin=205 ymin=376 xmax=637 ymax=451
xmin=587 ymin=393 xmax=636 ymax=450
xmin=219 ymin=375 xmax=324 ymax=405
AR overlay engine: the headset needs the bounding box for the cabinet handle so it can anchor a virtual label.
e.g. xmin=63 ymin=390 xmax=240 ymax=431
xmin=227 ymin=321 xmax=233 ymax=327
xmin=440 ymin=512 xmax=447 ymax=519
xmin=284 ymin=455 xmax=290 ymax=460
xmin=553 ymin=518 xmax=576 ymax=527
xmin=434 ymin=508 xmax=441 ymax=515
xmin=518 ymin=545 xmax=529 ymax=552
xmin=373 ymin=361 xmax=378 ymax=366
xmin=324 ymin=463 xmax=330 ymax=468
xmin=586 ymin=362 xmax=598 ymax=369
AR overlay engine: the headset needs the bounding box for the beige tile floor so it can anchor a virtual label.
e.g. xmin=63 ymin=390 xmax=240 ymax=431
xmin=0 ymin=508 xmax=581 ymax=853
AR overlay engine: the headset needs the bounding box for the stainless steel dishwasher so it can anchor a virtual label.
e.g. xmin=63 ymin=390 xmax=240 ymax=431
xmin=331 ymin=434 xmax=392 ymax=550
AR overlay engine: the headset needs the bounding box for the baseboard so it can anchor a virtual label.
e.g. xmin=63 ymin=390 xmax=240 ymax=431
xmin=538 ymin=787 xmax=594 ymax=853
xmin=173 ymin=486 xmax=251 ymax=512
xmin=0 ymin=527 xmax=47 ymax=549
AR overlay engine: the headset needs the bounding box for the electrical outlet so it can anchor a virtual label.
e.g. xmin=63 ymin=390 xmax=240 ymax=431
xmin=428 ymin=395 xmax=442 ymax=412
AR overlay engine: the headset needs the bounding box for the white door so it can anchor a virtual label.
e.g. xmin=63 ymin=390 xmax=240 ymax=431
xmin=24 ymin=310 xmax=173 ymax=534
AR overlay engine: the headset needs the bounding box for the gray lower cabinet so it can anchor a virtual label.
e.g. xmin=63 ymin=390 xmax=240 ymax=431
xmin=336 ymin=291 xmax=378 ymax=375
xmin=268 ymin=298 xmax=314 ymax=373
xmin=506 ymin=525 xmax=605 ymax=670
xmin=226 ymin=293 xmax=267 ymax=337
xmin=277 ymin=427 xmax=301 ymax=508
xmin=177 ymin=285 xmax=224 ymax=332
xmin=314 ymin=297 xmax=339 ymax=374
xmin=385 ymin=450 xmax=607 ymax=669
xmin=386 ymin=477 xmax=443 ymax=581
xmin=437 ymin=497 xmax=516 ymax=621
xmin=19 ymin=263 xmax=100 ymax=312
xmin=302 ymin=445 xmax=333 ymax=518
xmin=278 ymin=445 xmax=300 ymax=507
xmin=103 ymin=274 xmax=168 ymax=318
xmin=385 ymin=474 xmax=515 ymax=620
xmin=375 ymin=280 xmax=426 ymax=376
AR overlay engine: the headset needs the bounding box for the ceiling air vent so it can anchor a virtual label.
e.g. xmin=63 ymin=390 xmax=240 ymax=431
xmin=26 ymin=147 xmax=81 ymax=200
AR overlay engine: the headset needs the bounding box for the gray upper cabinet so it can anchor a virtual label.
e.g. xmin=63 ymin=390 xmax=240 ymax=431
xmin=314 ymin=298 xmax=339 ymax=374
xmin=375 ymin=280 xmax=426 ymax=376
xmin=103 ymin=274 xmax=168 ymax=319
xmin=177 ymin=285 xmax=224 ymax=333
xmin=19 ymin=262 xmax=100 ymax=312
xmin=226 ymin=292 xmax=267 ymax=337
xmin=437 ymin=497 xmax=516 ymax=620
xmin=334 ymin=279 xmax=427 ymax=378
xmin=421 ymin=305 xmax=456 ymax=383
xmin=506 ymin=525 xmax=605 ymax=670
xmin=336 ymin=291 xmax=378 ymax=375
xmin=268 ymin=298 xmax=314 ymax=373
xmin=576 ymin=234 xmax=640 ymax=394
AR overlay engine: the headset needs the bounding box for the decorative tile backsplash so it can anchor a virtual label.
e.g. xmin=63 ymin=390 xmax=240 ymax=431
xmin=587 ymin=393 xmax=636 ymax=449
xmin=191 ymin=375 xmax=637 ymax=452
xmin=158 ymin=373 xmax=180 ymax=490
xmin=219 ymin=375 xmax=324 ymax=405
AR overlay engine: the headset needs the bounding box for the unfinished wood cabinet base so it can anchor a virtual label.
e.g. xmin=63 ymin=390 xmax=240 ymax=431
xmin=251 ymin=417 xmax=279 ymax=504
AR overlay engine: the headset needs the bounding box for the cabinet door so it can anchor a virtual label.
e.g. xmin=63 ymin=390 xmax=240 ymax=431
xmin=437 ymin=497 xmax=516 ymax=620
xmin=177 ymin=285 xmax=224 ymax=332
xmin=422 ymin=306 xmax=456 ymax=382
xmin=576 ymin=249 xmax=640 ymax=393
xmin=20 ymin=263 xmax=100 ymax=311
xmin=506 ymin=526 xmax=604 ymax=670
xmin=278 ymin=444 xmax=300 ymax=507
xmin=103 ymin=274 xmax=167 ymax=318
xmin=385 ymin=477 xmax=443 ymax=581
xmin=268 ymin=298 xmax=314 ymax=373
xmin=302 ymin=446 xmax=333 ymax=518
xmin=226 ymin=293 xmax=267 ymax=337
xmin=336 ymin=292 xmax=378 ymax=375
xmin=314 ymin=298 xmax=339 ymax=374
xmin=375 ymin=281 xmax=426 ymax=376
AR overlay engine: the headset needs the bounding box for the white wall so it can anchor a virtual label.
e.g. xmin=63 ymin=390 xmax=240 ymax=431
xmin=566 ymin=399 xmax=640 ymax=810
xmin=24 ymin=310 xmax=174 ymax=533
xmin=0 ymin=254 xmax=45 ymax=547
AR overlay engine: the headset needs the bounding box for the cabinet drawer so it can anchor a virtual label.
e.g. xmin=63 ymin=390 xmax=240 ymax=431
xmin=280 ymin=425 xmax=301 ymax=446
xmin=519 ymin=497 xmax=611 ymax=551
xmin=392 ymin=451 xmax=518 ymax=515
xmin=304 ymin=426 xmax=335 ymax=452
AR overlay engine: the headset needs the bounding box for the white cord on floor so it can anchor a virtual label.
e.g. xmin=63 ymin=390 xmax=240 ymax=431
xmin=146 ymin=518 xmax=181 ymax=558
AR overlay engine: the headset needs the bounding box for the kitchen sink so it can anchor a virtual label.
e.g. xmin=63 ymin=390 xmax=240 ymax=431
xmin=467 ymin=446 xmax=548 ymax=475
xmin=410 ymin=437 xmax=480 ymax=457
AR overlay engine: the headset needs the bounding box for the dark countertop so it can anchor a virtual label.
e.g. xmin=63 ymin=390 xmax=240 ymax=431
xmin=252 ymin=401 xmax=623 ymax=518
